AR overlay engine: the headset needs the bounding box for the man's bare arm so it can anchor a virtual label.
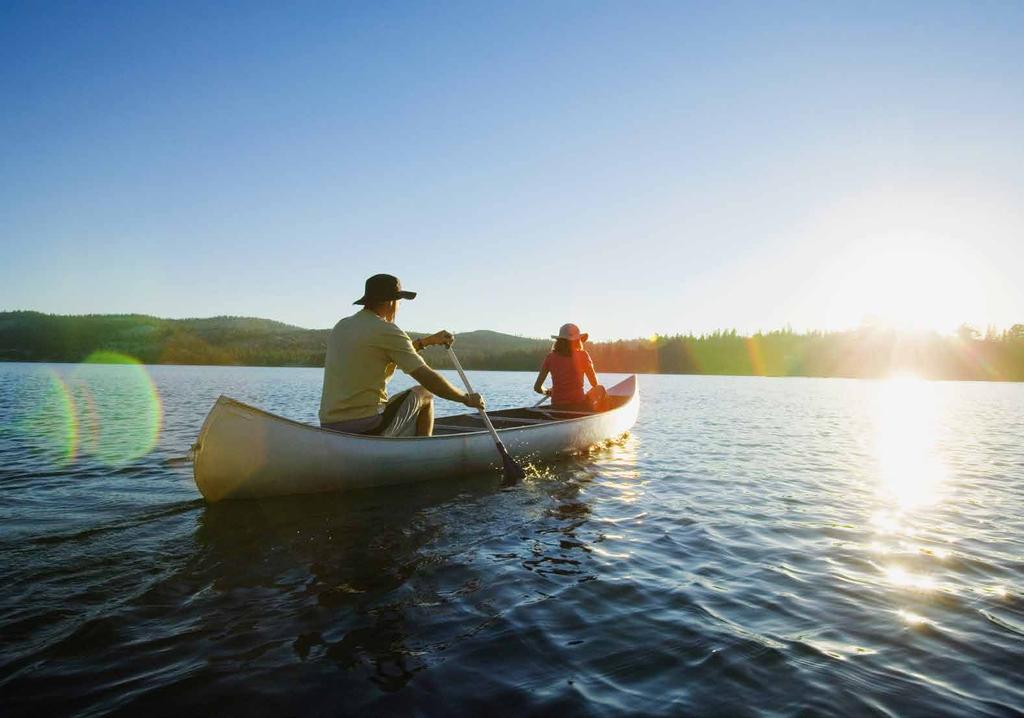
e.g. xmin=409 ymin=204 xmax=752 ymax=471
xmin=410 ymin=366 xmax=485 ymax=409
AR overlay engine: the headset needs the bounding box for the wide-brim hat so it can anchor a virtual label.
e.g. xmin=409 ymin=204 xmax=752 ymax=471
xmin=354 ymin=273 xmax=417 ymax=305
xmin=551 ymin=323 xmax=589 ymax=343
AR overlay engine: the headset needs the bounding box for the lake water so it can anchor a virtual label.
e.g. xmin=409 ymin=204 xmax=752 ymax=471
xmin=1 ymin=362 xmax=1022 ymax=716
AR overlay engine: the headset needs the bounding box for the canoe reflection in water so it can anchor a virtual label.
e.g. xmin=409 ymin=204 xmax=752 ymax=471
xmin=188 ymin=435 xmax=638 ymax=711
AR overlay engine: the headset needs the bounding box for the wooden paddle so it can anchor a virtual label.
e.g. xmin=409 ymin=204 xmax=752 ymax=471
xmin=446 ymin=345 xmax=526 ymax=483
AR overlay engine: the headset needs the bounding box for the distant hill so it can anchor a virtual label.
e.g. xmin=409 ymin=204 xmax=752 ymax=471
xmin=0 ymin=311 xmax=550 ymax=369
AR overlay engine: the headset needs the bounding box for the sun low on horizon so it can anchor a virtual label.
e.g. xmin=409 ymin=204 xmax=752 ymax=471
xmin=823 ymin=238 xmax=993 ymax=334
xmin=770 ymin=184 xmax=1023 ymax=338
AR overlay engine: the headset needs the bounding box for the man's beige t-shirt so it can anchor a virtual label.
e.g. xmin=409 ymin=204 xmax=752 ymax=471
xmin=319 ymin=309 xmax=427 ymax=424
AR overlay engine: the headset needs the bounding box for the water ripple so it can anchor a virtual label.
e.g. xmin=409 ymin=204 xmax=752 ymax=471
xmin=1 ymin=366 xmax=1023 ymax=715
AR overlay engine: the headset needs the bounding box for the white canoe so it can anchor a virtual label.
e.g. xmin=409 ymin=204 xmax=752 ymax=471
xmin=192 ymin=375 xmax=639 ymax=502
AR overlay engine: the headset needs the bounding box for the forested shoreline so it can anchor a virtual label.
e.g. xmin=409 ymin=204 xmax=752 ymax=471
xmin=2 ymin=311 xmax=1022 ymax=381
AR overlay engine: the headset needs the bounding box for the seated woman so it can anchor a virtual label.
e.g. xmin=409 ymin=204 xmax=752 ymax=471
xmin=534 ymin=323 xmax=606 ymax=411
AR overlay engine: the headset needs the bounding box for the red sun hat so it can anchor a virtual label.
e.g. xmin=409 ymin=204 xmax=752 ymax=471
xmin=551 ymin=323 xmax=589 ymax=343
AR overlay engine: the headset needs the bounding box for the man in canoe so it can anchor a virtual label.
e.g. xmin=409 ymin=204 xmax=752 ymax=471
xmin=319 ymin=273 xmax=485 ymax=437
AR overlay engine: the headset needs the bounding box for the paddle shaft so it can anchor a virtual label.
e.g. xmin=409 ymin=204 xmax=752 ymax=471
xmin=446 ymin=347 xmax=505 ymax=446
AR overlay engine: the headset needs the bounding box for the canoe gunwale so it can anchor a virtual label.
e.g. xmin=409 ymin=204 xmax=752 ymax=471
xmin=202 ymin=374 xmax=637 ymax=444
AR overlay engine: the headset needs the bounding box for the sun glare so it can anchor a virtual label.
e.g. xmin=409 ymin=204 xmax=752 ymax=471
xmin=801 ymin=183 xmax=1020 ymax=334
xmin=825 ymin=238 xmax=979 ymax=333
xmin=874 ymin=375 xmax=947 ymax=508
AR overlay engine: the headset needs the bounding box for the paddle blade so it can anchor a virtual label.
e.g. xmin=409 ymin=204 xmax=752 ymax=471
xmin=496 ymin=441 xmax=526 ymax=483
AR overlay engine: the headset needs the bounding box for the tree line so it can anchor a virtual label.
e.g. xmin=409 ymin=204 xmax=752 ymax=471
xmin=1 ymin=311 xmax=1022 ymax=381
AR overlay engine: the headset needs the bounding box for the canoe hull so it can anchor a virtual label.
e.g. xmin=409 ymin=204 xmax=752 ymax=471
xmin=193 ymin=375 xmax=638 ymax=502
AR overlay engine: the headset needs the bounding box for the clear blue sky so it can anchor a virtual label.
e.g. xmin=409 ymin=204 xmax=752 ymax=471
xmin=3 ymin=1 xmax=1022 ymax=339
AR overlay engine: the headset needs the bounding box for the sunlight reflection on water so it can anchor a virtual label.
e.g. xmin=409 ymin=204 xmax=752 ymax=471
xmin=871 ymin=376 xmax=961 ymax=635
xmin=874 ymin=375 xmax=948 ymax=509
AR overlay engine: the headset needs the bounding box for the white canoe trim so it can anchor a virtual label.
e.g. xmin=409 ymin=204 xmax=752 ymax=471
xmin=192 ymin=375 xmax=639 ymax=502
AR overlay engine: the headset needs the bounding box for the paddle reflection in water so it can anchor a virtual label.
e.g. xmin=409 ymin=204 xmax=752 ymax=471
xmin=523 ymin=436 xmax=642 ymax=578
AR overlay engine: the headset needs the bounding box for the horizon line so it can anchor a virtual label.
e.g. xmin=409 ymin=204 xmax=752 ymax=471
xmin=3 ymin=308 xmax=1020 ymax=343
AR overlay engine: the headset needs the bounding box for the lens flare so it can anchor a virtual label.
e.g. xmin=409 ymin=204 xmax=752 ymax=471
xmin=745 ymin=336 xmax=766 ymax=376
xmin=69 ymin=378 xmax=102 ymax=457
xmin=8 ymin=369 xmax=79 ymax=467
xmin=67 ymin=352 xmax=163 ymax=466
